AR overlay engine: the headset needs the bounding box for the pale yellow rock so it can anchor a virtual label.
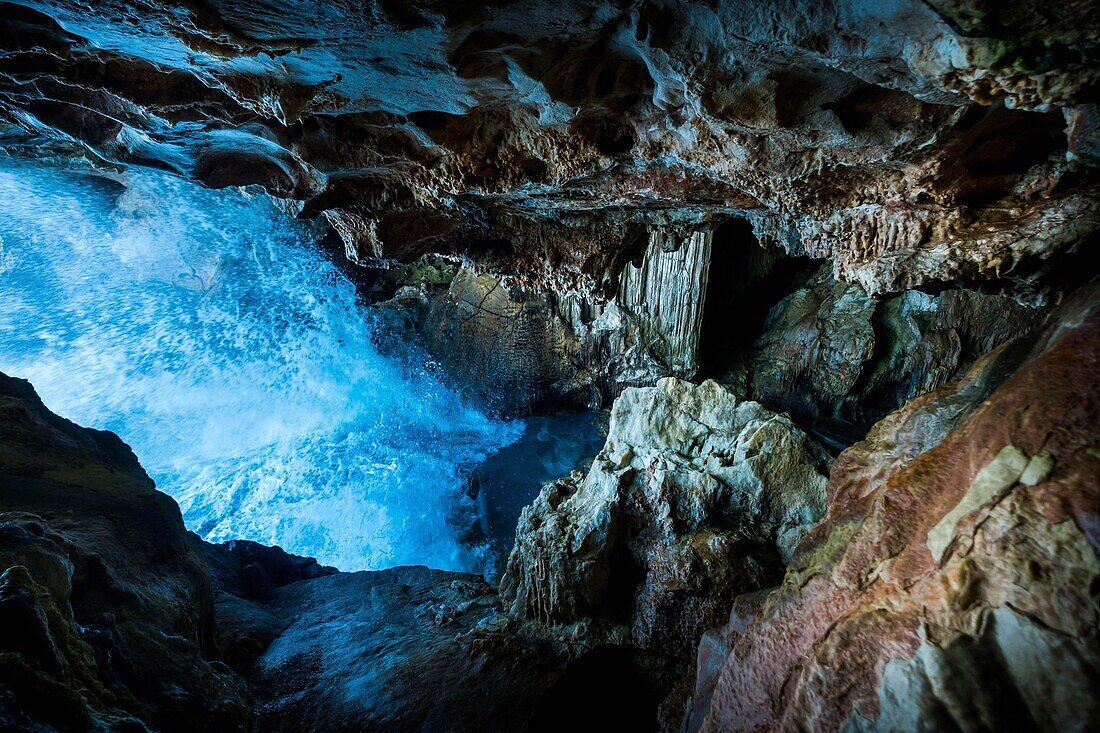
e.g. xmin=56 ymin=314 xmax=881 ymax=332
xmin=1019 ymin=451 xmax=1055 ymax=486
xmin=927 ymin=445 xmax=1030 ymax=563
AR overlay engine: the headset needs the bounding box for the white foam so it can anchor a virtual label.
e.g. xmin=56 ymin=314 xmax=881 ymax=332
xmin=0 ymin=156 xmax=521 ymax=572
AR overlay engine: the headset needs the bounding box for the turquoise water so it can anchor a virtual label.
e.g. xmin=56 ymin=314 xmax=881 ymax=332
xmin=0 ymin=155 xmax=522 ymax=572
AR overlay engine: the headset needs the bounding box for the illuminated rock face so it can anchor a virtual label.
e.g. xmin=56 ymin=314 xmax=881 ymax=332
xmin=682 ymin=285 xmax=1100 ymax=733
xmin=501 ymin=377 xmax=832 ymax=668
xmin=1 ymin=1 xmax=1098 ymax=732
xmin=1 ymin=0 xmax=1097 ymax=303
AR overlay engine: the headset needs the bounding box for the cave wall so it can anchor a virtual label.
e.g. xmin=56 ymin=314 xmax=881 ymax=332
xmin=1 ymin=0 xmax=1097 ymax=304
xmin=1 ymin=1 xmax=1098 ymax=731
xmin=370 ymin=227 xmax=718 ymax=413
xmin=683 ymin=282 xmax=1100 ymax=733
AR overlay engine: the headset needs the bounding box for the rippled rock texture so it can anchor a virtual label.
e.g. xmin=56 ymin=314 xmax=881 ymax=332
xmin=682 ymin=285 xmax=1100 ymax=732
xmin=2 ymin=0 xmax=1098 ymax=304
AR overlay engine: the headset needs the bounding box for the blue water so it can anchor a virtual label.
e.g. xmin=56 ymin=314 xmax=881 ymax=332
xmin=0 ymin=155 xmax=522 ymax=572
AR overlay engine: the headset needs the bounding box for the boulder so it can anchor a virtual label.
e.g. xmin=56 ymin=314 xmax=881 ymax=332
xmin=501 ymin=378 xmax=832 ymax=669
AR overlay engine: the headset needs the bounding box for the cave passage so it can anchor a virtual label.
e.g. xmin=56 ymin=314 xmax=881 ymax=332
xmin=0 ymin=155 xmax=524 ymax=572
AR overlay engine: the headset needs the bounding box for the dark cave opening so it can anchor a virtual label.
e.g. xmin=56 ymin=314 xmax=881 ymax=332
xmin=695 ymin=217 xmax=818 ymax=382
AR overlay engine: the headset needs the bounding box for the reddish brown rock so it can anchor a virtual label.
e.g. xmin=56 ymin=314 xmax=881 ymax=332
xmin=683 ymin=286 xmax=1100 ymax=732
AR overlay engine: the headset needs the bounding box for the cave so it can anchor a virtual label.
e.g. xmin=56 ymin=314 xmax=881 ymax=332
xmin=695 ymin=216 xmax=818 ymax=382
xmin=1 ymin=2 xmax=1098 ymax=733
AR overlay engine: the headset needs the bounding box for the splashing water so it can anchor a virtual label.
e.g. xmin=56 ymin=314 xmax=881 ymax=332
xmin=0 ymin=155 xmax=522 ymax=572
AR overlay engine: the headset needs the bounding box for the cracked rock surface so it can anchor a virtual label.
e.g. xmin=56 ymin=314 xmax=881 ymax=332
xmin=1 ymin=0 xmax=1098 ymax=302
xmin=501 ymin=377 xmax=833 ymax=674
xmin=682 ymin=283 xmax=1100 ymax=733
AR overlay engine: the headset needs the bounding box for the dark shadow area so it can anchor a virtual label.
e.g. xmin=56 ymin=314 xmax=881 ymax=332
xmin=471 ymin=411 xmax=606 ymax=552
xmin=528 ymin=646 xmax=660 ymax=733
xmin=936 ymin=103 xmax=1067 ymax=206
xmin=696 ymin=217 xmax=819 ymax=381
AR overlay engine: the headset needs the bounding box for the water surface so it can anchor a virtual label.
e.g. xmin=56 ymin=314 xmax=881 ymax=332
xmin=0 ymin=155 xmax=522 ymax=572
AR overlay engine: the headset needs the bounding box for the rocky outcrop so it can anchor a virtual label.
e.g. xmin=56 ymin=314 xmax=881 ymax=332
xmin=0 ymin=372 xmax=566 ymax=732
xmin=748 ymin=264 xmax=1048 ymax=427
xmin=203 ymin=540 xmax=562 ymax=733
xmin=0 ymin=372 xmax=248 ymax=732
xmin=2 ymin=0 xmax=1097 ymax=304
xmin=501 ymin=378 xmax=832 ymax=670
xmin=681 ymin=284 xmax=1100 ymax=732
xmin=372 ymin=229 xmax=717 ymax=412
xmin=245 ymin=568 xmax=560 ymax=732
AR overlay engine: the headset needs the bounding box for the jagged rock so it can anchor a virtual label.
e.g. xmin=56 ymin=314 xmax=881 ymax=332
xmin=0 ymin=372 xmax=566 ymax=732
xmin=501 ymin=378 xmax=832 ymax=668
xmin=373 ymin=229 xmax=718 ymax=412
xmin=0 ymin=372 xmax=249 ymax=732
xmin=2 ymin=1 xmax=1097 ymax=302
xmin=749 ymin=264 xmax=1047 ymax=427
xmin=682 ymin=284 xmax=1100 ymax=733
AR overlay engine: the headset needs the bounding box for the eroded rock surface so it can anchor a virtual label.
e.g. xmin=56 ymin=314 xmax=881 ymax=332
xmin=749 ymin=264 xmax=1048 ymax=427
xmin=1 ymin=0 xmax=1097 ymax=303
xmin=0 ymin=372 xmax=248 ymax=732
xmin=501 ymin=377 xmax=832 ymax=671
xmin=371 ymin=229 xmax=717 ymax=412
xmin=682 ymin=284 xmax=1100 ymax=733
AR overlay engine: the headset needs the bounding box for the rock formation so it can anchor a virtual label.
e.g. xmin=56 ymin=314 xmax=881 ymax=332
xmin=0 ymin=373 xmax=564 ymax=732
xmin=371 ymin=229 xmax=717 ymax=412
xmin=501 ymin=378 xmax=833 ymax=674
xmin=748 ymin=264 xmax=1048 ymax=428
xmin=0 ymin=372 xmax=248 ymax=732
xmin=1 ymin=0 xmax=1097 ymax=305
xmin=1 ymin=0 xmax=1099 ymax=731
xmin=682 ymin=284 xmax=1100 ymax=732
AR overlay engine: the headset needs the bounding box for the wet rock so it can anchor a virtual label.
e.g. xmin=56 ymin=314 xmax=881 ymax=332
xmin=682 ymin=283 xmax=1100 ymax=733
xmin=198 ymin=540 xmax=339 ymax=673
xmin=501 ymin=377 xmax=832 ymax=670
xmin=246 ymin=568 xmax=562 ymax=733
xmin=0 ymin=371 xmax=249 ymax=732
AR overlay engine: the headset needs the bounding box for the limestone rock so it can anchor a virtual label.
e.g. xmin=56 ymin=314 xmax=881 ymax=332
xmin=1 ymin=1 xmax=1097 ymax=302
xmin=750 ymin=264 xmax=1047 ymax=427
xmin=372 ymin=229 xmax=718 ymax=413
xmin=682 ymin=283 xmax=1100 ymax=733
xmin=501 ymin=378 xmax=832 ymax=668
